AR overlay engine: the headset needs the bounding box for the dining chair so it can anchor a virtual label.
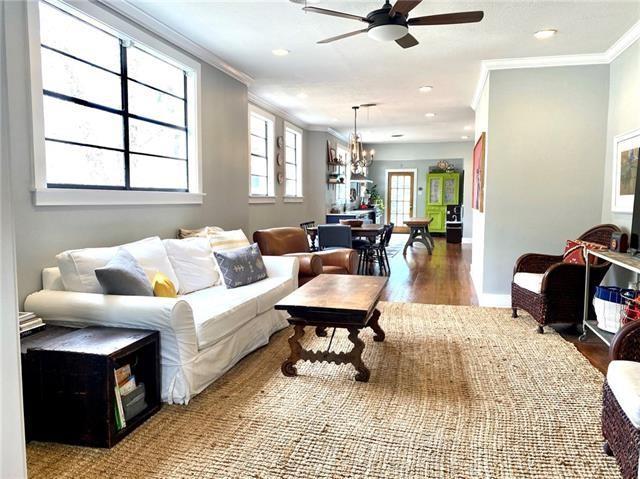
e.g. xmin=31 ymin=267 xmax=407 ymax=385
xmin=300 ymin=221 xmax=317 ymax=251
xmin=318 ymin=225 xmax=352 ymax=250
xmin=356 ymin=224 xmax=394 ymax=276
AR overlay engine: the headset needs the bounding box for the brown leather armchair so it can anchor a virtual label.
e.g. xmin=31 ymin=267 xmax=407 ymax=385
xmin=253 ymin=227 xmax=358 ymax=285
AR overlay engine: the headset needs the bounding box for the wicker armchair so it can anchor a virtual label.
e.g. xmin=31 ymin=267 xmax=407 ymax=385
xmin=511 ymin=224 xmax=620 ymax=333
xmin=602 ymin=320 xmax=640 ymax=479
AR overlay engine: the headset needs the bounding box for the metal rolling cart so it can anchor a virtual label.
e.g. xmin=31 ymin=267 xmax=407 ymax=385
xmin=580 ymin=250 xmax=640 ymax=345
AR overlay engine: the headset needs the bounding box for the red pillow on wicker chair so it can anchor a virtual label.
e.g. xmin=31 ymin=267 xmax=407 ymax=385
xmin=562 ymin=239 xmax=607 ymax=265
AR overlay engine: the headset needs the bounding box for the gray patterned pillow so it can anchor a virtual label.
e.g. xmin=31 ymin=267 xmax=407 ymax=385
xmin=213 ymin=243 xmax=268 ymax=288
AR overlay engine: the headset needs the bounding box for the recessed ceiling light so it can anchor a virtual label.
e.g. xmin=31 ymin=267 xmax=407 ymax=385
xmin=272 ymin=48 xmax=290 ymax=56
xmin=331 ymin=117 xmax=338 ymax=122
xmin=425 ymin=113 xmax=436 ymax=118
xmin=534 ymin=29 xmax=557 ymax=40
xmin=391 ymin=134 xmax=404 ymax=138
xmin=297 ymin=92 xmax=308 ymax=99
xmin=419 ymin=86 xmax=433 ymax=93
xmin=461 ymin=135 xmax=470 ymax=140
xmin=463 ymin=125 xmax=473 ymax=131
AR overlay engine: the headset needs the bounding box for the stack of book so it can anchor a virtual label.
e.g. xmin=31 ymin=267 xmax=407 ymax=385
xmin=113 ymin=364 xmax=147 ymax=431
xmin=19 ymin=312 xmax=45 ymax=337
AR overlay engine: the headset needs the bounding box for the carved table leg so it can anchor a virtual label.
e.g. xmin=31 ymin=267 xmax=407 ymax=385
xmin=368 ymin=308 xmax=385 ymax=342
xmin=315 ymin=326 xmax=327 ymax=337
xmin=281 ymin=324 xmax=305 ymax=377
xmin=347 ymin=327 xmax=370 ymax=382
xmin=402 ymin=227 xmax=416 ymax=256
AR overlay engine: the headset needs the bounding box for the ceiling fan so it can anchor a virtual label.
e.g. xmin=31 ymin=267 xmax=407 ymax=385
xmin=302 ymin=0 xmax=484 ymax=49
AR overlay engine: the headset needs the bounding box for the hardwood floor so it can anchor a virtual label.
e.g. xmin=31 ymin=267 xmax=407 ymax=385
xmin=380 ymin=234 xmax=610 ymax=373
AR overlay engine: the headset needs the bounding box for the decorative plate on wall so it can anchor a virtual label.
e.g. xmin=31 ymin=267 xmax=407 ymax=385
xmin=276 ymin=152 xmax=283 ymax=166
xmin=277 ymin=172 xmax=284 ymax=184
xmin=277 ymin=136 xmax=284 ymax=149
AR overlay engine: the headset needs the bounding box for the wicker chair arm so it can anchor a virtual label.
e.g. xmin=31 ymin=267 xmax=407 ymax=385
xmin=539 ymin=262 xmax=586 ymax=293
xmin=513 ymin=253 xmax=564 ymax=275
xmin=610 ymin=320 xmax=640 ymax=362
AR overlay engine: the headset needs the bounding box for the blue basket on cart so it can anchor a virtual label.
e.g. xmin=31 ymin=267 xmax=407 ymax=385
xmin=593 ymin=286 xmax=635 ymax=333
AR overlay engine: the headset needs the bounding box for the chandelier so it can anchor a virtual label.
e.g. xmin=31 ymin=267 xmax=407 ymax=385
xmin=349 ymin=106 xmax=375 ymax=175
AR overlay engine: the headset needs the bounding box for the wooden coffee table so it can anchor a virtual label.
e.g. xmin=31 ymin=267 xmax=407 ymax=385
xmin=403 ymin=217 xmax=434 ymax=255
xmin=275 ymin=274 xmax=388 ymax=382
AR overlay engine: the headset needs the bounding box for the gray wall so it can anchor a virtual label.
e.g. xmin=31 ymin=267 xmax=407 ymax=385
xmin=600 ymin=38 xmax=640 ymax=287
xmin=481 ymin=65 xmax=610 ymax=295
xmin=248 ymin=126 xmax=338 ymax=233
xmin=366 ymin=141 xmax=473 ymax=237
xmin=4 ymin=2 xmax=327 ymax=304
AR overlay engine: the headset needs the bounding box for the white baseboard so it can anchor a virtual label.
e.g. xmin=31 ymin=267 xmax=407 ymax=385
xmin=462 ymin=237 xmax=472 ymax=244
xmin=478 ymin=293 xmax=511 ymax=308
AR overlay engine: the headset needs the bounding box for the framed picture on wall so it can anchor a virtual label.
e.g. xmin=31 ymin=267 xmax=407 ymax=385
xmin=612 ymin=129 xmax=640 ymax=213
xmin=472 ymin=132 xmax=486 ymax=212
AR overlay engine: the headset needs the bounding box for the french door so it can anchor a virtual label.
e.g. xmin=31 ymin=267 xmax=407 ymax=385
xmin=386 ymin=171 xmax=415 ymax=233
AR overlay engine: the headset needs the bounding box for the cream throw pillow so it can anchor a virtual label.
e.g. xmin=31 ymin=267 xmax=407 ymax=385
xmin=207 ymin=228 xmax=250 ymax=252
xmin=163 ymin=238 xmax=220 ymax=294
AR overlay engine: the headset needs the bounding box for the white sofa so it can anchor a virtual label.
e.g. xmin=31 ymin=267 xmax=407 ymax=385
xmin=24 ymin=255 xmax=298 ymax=404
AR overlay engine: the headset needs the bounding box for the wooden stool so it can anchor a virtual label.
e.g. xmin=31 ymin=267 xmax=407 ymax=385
xmin=403 ymin=217 xmax=434 ymax=255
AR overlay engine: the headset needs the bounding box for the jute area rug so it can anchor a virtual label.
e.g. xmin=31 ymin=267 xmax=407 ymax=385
xmin=27 ymin=303 xmax=619 ymax=478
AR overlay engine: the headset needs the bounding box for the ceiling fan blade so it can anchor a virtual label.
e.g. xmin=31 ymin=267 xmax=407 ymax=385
xmin=317 ymin=29 xmax=368 ymax=44
xmin=303 ymin=6 xmax=370 ymax=23
xmin=389 ymin=0 xmax=422 ymax=17
xmin=408 ymin=11 xmax=484 ymax=26
xmin=395 ymin=33 xmax=419 ymax=49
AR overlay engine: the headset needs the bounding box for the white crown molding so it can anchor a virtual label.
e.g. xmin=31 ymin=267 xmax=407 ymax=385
xmin=471 ymin=19 xmax=640 ymax=111
xmin=327 ymin=127 xmax=349 ymax=143
xmin=247 ymin=92 xmax=309 ymax=130
xmin=98 ymin=0 xmax=254 ymax=86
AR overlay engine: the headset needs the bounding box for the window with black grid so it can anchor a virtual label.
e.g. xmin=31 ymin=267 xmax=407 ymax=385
xmin=39 ymin=1 xmax=190 ymax=191
xmin=249 ymin=111 xmax=273 ymax=196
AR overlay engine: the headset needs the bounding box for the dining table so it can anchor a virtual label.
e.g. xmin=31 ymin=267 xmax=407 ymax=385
xmin=306 ymin=223 xmax=385 ymax=251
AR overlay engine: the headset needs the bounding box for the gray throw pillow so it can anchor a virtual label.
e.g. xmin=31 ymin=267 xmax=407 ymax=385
xmin=213 ymin=243 xmax=268 ymax=289
xmin=95 ymin=249 xmax=153 ymax=296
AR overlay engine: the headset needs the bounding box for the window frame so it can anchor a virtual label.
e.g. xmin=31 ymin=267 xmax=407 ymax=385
xmin=335 ymin=143 xmax=350 ymax=204
xmin=283 ymin=121 xmax=303 ymax=202
xmin=248 ymin=104 xmax=275 ymax=203
xmin=27 ymin=0 xmax=203 ymax=206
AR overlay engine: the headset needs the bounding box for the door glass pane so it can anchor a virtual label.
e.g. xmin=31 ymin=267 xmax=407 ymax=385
xmin=130 ymin=155 xmax=187 ymax=190
xmin=128 ymin=81 xmax=185 ymax=126
xmin=444 ymin=178 xmax=456 ymax=203
xmin=39 ymin=2 xmax=121 ymax=73
xmin=43 ymin=95 xmax=123 ymax=148
xmin=41 ymin=48 xmax=121 ymax=109
xmin=45 ymin=140 xmax=125 ymax=186
xmin=127 ymin=47 xmax=184 ymax=97
xmin=129 ymin=118 xmax=186 ymax=159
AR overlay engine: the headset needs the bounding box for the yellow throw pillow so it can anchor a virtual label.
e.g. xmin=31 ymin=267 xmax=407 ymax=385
xmin=152 ymin=272 xmax=177 ymax=298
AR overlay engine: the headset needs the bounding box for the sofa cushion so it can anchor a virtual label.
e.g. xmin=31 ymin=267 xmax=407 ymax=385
xmin=95 ymin=249 xmax=153 ymax=296
xmin=183 ymin=275 xmax=292 ymax=351
xmin=208 ymin=228 xmax=250 ymax=252
xmin=513 ymin=272 xmax=544 ymax=294
xmin=163 ymin=238 xmax=220 ymax=294
xmin=607 ymin=360 xmax=640 ymax=428
xmin=214 ymin=244 xmax=267 ymax=289
xmin=56 ymin=236 xmax=180 ymax=294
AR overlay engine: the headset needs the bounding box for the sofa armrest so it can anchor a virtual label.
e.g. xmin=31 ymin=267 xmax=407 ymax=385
xmin=513 ymin=253 xmax=563 ymax=275
xmin=315 ymin=248 xmax=359 ymax=274
xmin=24 ymin=290 xmax=198 ymax=363
xmin=282 ymin=253 xmax=321 ymax=277
xmin=263 ymin=255 xmax=300 ymax=280
xmin=610 ymin=321 xmax=640 ymax=362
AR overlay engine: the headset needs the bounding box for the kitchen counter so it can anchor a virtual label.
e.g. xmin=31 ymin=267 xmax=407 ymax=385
xmin=326 ymin=209 xmax=375 ymax=216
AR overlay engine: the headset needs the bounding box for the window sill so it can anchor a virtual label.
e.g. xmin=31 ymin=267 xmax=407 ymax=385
xmin=248 ymin=196 xmax=276 ymax=204
xmin=283 ymin=196 xmax=304 ymax=203
xmin=33 ymin=188 xmax=205 ymax=206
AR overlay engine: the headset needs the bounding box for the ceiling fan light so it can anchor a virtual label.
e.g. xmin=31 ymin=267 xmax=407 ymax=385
xmin=367 ymin=24 xmax=408 ymax=42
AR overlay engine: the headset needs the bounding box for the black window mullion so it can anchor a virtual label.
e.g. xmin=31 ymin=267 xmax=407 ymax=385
xmin=120 ymin=41 xmax=131 ymax=189
xmin=183 ymin=73 xmax=189 ymax=192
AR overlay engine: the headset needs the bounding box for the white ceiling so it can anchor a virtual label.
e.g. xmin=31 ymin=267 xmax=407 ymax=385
xmin=126 ymin=1 xmax=640 ymax=143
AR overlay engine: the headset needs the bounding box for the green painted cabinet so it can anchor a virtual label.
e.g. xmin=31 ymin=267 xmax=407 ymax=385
xmin=426 ymin=172 xmax=461 ymax=234
xmin=426 ymin=206 xmax=446 ymax=233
